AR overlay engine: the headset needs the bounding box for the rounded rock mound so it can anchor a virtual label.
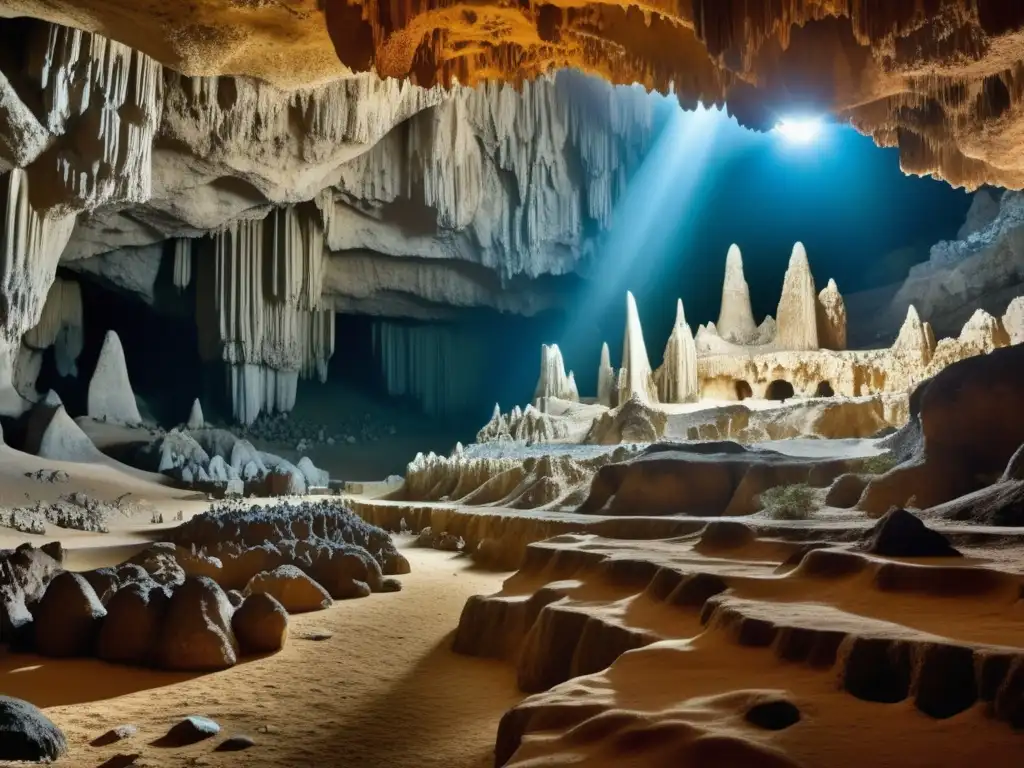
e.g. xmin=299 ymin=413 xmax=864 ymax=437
xmin=245 ymin=565 xmax=332 ymax=613
xmin=0 ymin=696 xmax=67 ymax=762
xmin=155 ymin=576 xmax=238 ymax=671
xmin=34 ymin=571 xmax=107 ymax=657
xmin=232 ymin=593 xmax=289 ymax=655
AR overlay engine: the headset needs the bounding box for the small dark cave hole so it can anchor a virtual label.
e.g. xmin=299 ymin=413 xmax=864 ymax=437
xmin=766 ymin=379 xmax=795 ymax=402
xmin=815 ymin=380 xmax=835 ymax=397
xmin=744 ymin=699 xmax=802 ymax=731
xmin=734 ymin=380 xmax=753 ymax=400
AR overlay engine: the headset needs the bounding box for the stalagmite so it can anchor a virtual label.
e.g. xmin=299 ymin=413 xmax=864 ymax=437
xmin=187 ymin=399 xmax=205 ymax=431
xmin=656 ymin=299 xmax=698 ymax=403
xmin=534 ymin=344 xmax=578 ymax=404
xmin=775 ymin=243 xmax=819 ymax=351
xmin=717 ymin=245 xmax=757 ymax=343
xmin=173 ymin=240 xmax=192 ymax=290
xmin=619 ymin=291 xmax=657 ymax=404
xmin=87 ymin=331 xmax=142 ymax=425
xmin=816 ymin=278 xmax=847 ymax=351
xmin=892 ymin=305 xmax=934 ymax=365
xmin=597 ymin=342 xmax=616 ymax=407
xmin=24 ymin=276 xmax=84 ymax=377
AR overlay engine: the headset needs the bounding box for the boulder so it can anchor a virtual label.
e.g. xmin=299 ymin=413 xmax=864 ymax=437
xmin=859 ymin=508 xmax=962 ymax=558
xmin=245 ymin=565 xmax=332 ymax=613
xmin=34 ymin=572 xmax=107 ymax=657
xmin=232 ymin=592 xmax=288 ymax=655
xmin=155 ymin=577 xmax=238 ymax=671
xmin=97 ymin=580 xmax=170 ymax=666
xmin=310 ymin=544 xmax=383 ymax=598
xmin=0 ymin=696 xmax=67 ymax=762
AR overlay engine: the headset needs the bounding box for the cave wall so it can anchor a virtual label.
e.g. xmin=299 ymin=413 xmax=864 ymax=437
xmin=0 ymin=15 xmax=661 ymax=423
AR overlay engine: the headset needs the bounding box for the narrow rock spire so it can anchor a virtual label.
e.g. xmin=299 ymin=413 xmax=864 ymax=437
xmin=717 ymin=244 xmax=757 ymax=343
xmin=533 ymin=343 xmax=578 ymax=403
xmin=597 ymin=342 xmax=616 ymax=407
xmin=775 ymin=242 xmax=819 ymax=351
xmin=620 ymin=291 xmax=656 ymax=404
xmin=657 ymin=298 xmax=699 ymax=403
xmin=891 ymin=305 xmax=933 ymax=365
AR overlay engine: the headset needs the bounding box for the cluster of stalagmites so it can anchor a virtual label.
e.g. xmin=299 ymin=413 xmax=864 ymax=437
xmin=0 ymin=502 xmax=405 ymax=671
xmin=491 ymin=242 xmax=1020 ymax=443
xmin=0 ymin=14 xmax=663 ymax=423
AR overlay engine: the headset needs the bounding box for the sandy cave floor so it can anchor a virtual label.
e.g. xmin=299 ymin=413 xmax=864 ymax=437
xmin=5 ymin=542 xmax=520 ymax=768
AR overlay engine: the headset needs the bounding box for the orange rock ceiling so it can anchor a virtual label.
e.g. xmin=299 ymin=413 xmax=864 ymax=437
xmin=323 ymin=0 xmax=1024 ymax=190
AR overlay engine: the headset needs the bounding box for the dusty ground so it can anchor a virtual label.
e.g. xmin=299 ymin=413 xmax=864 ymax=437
xmin=6 ymin=545 xmax=518 ymax=768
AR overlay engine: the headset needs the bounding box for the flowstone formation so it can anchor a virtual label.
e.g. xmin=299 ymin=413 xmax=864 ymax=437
xmin=0 ymin=15 xmax=660 ymax=423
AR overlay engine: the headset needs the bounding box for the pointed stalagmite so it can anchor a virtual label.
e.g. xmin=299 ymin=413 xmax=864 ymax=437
xmin=891 ymin=305 xmax=934 ymax=365
xmin=187 ymin=398 xmax=205 ymax=431
xmin=1002 ymin=297 xmax=1024 ymax=345
xmin=87 ymin=331 xmax=142 ymax=425
xmin=775 ymin=242 xmax=819 ymax=351
xmin=619 ymin=291 xmax=657 ymax=404
xmin=597 ymin=343 xmax=615 ymax=407
xmin=717 ymin=244 xmax=757 ymax=343
xmin=816 ymin=278 xmax=847 ymax=351
xmin=657 ymin=299 xmax=699 ymax=403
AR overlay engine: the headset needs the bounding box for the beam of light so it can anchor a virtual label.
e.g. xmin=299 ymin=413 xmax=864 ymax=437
xmin=557 ymin=102 xmax=721 ymax=373
xmin=775 ymin=117 xmax=823 ymax=144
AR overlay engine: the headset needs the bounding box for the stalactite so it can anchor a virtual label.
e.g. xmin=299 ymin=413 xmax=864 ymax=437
xmin=195 ymin=212 xmax=335 ymax=424
xmin=30 ymin=23 xmax=163 ymax=211
xmin=23 ymin=275 xmax=83 ymax=377
xmin=371 ymin=321 xmax=488 ymax=418
xmin=173 ymin=239 xmax=192 ymax=291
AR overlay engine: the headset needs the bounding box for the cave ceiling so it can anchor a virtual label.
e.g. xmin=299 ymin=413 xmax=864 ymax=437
xmin=5 ymin=0 xmax=1023 ymax=189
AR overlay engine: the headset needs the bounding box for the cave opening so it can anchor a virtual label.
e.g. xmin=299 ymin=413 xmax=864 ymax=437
xmin=735 ymin=380 xmax=753 ymax=400
xmin=815 ymin=381 xmax=835 ymax=397
xmin=765 ymin=380 xmax=795 ymax=402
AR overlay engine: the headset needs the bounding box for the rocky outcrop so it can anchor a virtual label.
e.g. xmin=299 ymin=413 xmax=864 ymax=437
xmin=596 ymin=343 xmax=616 ymax=408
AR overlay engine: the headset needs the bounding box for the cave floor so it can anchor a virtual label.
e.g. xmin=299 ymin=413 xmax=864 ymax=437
xmin=17 ymin=543 xmax=518 ymax=768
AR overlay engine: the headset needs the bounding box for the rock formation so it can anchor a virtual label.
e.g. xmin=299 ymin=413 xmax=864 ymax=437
xmin=186 ymin=399 xmax=205 ymax=431
xmin=87 ymin=331 xmax=142 ymax=425
xmin=816 ymin=279 xmax=847 ymax=351
xmin=655 ymin=299 xmax=698 ymax=403
xmin=619 ymin=292 xmax=656 ymax=405
xmin=23 ymin=276 xmax=83 ymax=379
xmin=775 ymin=243 xmax=819 ymax=352
xmin=596 ymin=343 xmax=616 ymax=408
xmin=716 ymin=245 xmax=758 ymax=343
xmin=534 ymin=345 xmax=578 ymax=405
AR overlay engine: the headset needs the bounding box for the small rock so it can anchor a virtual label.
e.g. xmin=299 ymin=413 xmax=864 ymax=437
xmin=0 ymin=696 xmax=67 ymax=761
xmin=91 ymin=724 xmax=139 ymax=747
xmin=345 ymin=435 xmax=356 ymax=445
xmin=215 ymin=735 xmax=256 ymax=752
xmin=159 ymin=716 xmax=220 ymax=746
xmin=326 ymin=437 xmax=335 ymax=446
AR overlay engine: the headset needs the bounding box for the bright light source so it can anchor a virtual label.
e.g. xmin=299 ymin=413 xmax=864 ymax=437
xmin=775 ymin=117 xmax=823 ymax=144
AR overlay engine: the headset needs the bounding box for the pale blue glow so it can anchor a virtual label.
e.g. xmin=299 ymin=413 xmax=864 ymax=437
xmin=775 ymin=117 xmax=823 ymax=144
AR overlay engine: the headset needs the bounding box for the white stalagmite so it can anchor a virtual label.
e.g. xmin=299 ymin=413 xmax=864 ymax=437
xmin=173 ymin=239 xmax=192 ymax=290
xmin=597 ymin=342 xmax=616 ymax=407
xmin=775 ymin=242 xmax=820 ymax=351
xmin=87 ymin=330 xmax=142 ymax=424
xmin=717 ymin=244 xmax=757 ymax=343
xmin=619 ymin=291 xmax=657 ymax=404
xmin=195 ymin=214 xmax=335 ymax=425
xmin=24 ymin=275 xmax=84 ymax=376
xmin=533 ymin=343 xmax=578 ymax=403
xmin=657 ymin=299 xmax=699 ymax=403
xmin=187 ymin=398 xmax=205 ymax=430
